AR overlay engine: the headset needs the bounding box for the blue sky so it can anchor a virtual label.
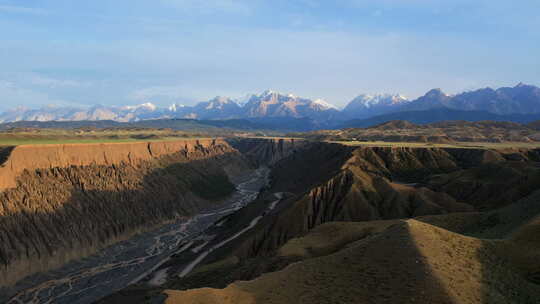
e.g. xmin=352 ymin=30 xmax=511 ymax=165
xmin=1 ymin=0 xmax=539 ymax=110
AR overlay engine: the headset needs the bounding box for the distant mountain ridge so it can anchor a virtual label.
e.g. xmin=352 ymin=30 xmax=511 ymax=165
xmin=0 ymin=90 xmax=340 ymax=124
xmin=1 ymin=84 xmax=540 ymax=129
xmin=402 ymin=83 xmax=540 ymax=114
xmin=340 ymin=108 xmax=540 ymax=129
xmin=342 ymin=83 xmax=540 ymax=120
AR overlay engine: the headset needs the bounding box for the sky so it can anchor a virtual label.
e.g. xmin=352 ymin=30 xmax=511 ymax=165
xmin=1 ymin=0 xmax=539 ymax=110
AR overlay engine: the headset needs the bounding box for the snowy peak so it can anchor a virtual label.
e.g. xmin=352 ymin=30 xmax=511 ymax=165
xmin=168 ymin=103 xmax=186 ymax=112
xmin=256 ymin=89 xmax=294 ymax=99
xmin=259 ymin=89 xmax=277 ymax=97
xmin=120 ymin=102 xmax=157 ymax=112
xmin=2 ymin=84 xmax=539 ymax=124
xmin=342 ymin=93 xmax=409 ymax=120
xmin=250 ymin=90 xmax=294 ymax=104
xmin=249 ymin=90 xmax=337 ymax=108
xmin=209 ymin=96 xmax=236 ymax=104
xmin=313 ymin=98 xmax=339 ymax=110
xmin=203 ymin=96 xmax=239 ymax=110
xmin=346 ymin=94 xmax=409 ymax=109
xmin=241 ymin=90 xmax=339 ymax=120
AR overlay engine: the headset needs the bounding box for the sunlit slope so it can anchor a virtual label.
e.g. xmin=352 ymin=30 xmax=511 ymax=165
xmin=164 ymin=216 xmax=540 ymax=304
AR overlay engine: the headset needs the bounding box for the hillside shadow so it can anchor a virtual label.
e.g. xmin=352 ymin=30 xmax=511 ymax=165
xmin=0 ymin=146 xmax=15 ymax=167
xmin=175 ymin=220 xmax=459 ymax=304
xmin=467 ymin=193 xmax=540 ymax=303
xmin=0 ymin=150 xmax=246 ymax=292
xmin=414 ymin=203 xmax=540 ymax=304
xmin=233 ymin=218 xmax=539 ymax=304
xmin=189 ymin=209 xmax=540 ymax=304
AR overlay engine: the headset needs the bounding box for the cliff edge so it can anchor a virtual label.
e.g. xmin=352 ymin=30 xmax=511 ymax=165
xmin=0 ymin=139 xmax=226 ymax=190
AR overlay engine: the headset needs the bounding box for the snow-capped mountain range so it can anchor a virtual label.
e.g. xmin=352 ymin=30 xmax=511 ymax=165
xmin=1 ymin=84 xmax=539 ymax=124
xmin=0 ymin=90 xmax=342 ymax=123
xmin=342 ymin=94 xmax=409 ymax=119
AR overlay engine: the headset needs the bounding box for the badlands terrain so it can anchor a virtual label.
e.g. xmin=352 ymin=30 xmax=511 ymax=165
xmin=0 ymin=128 xmax=539 ymax=303
xmin=102 ymin=139 xmax=540 ymax=304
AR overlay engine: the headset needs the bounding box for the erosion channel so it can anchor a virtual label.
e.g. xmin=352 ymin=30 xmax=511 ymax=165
xmin=0 ymin=138 xmax=301 ymax=304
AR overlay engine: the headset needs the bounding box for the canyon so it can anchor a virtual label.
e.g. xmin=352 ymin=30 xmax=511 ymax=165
xmin=104 ymin=140 xmax=540 ymax=304
xmin=1 ymin=138 xmax=540 ymax=303
xmin=0 ymin=138 xmax=303 ymax=302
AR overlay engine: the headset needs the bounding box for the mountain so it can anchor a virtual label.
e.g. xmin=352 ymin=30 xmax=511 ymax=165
xmin=0 ymin=90 xmax=339 ymax=125
xmin=0 ymin=103 xmax=168 ymax=123
xmin=342 ymin=93 xmax=409 ymax=119
xmin=241 ymin=90 xmax=339 ymax=121
xmin=448 ymin=83 xmax=540 ymax=114
xmin=2 ymin=84 xmax=540 ymax=128
xmin=170 ymin=96 xmax=243 ymax=120
xmin=340 ymin=108 xmax=540 ymax=128
xmin=354 ymin=83 xmax=540 ymax=117
xmin=340 ymin=83 xmax=540 ymax=127
xmin=404 ymin=83 xmax=540 ymax=115
xmin=403 ymin=88 xmax=452 ymax=111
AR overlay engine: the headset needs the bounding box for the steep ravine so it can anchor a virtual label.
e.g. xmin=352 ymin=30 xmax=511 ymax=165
xmin=226 ymin=138 xmax=308 ymax=167
xmin=0 ymin=139 xmax=252 ymax=289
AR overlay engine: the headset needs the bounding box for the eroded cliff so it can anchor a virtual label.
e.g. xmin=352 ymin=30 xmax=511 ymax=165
xmin=0 ymin=139 xmax=253 ymax=287
xmin=234 ymin=145 xmax=475 ymax=258
xmin=226 ymin=138 xmax=308 ymax=167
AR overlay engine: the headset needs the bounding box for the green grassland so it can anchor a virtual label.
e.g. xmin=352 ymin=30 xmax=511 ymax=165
xmin=0 ymin=126 xmax=305 ymax=146
xmin=0 ymin=137 xmax=196 ymax=146
xmin=0 ymin=128 xmax=216 ymax=146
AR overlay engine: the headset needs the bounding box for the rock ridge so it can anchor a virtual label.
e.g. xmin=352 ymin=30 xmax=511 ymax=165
xmin=0 ymin=139 xmax=224 ymax=190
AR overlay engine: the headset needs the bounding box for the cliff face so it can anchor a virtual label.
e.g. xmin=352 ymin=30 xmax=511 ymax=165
xmin=225 ymin=138 xmax=308 ymax=166
xmin=0 ymin=139 xmax=253 ymax=287
xmin=236 ymin=145 xmax=474 ymax=258
xmin=0 ymin=146 xmax=14 ymax=168
xmin=0 ymin=140 xmax=236 ymax=190
xmin=236 ymin=145 xmax=540 ymax=260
